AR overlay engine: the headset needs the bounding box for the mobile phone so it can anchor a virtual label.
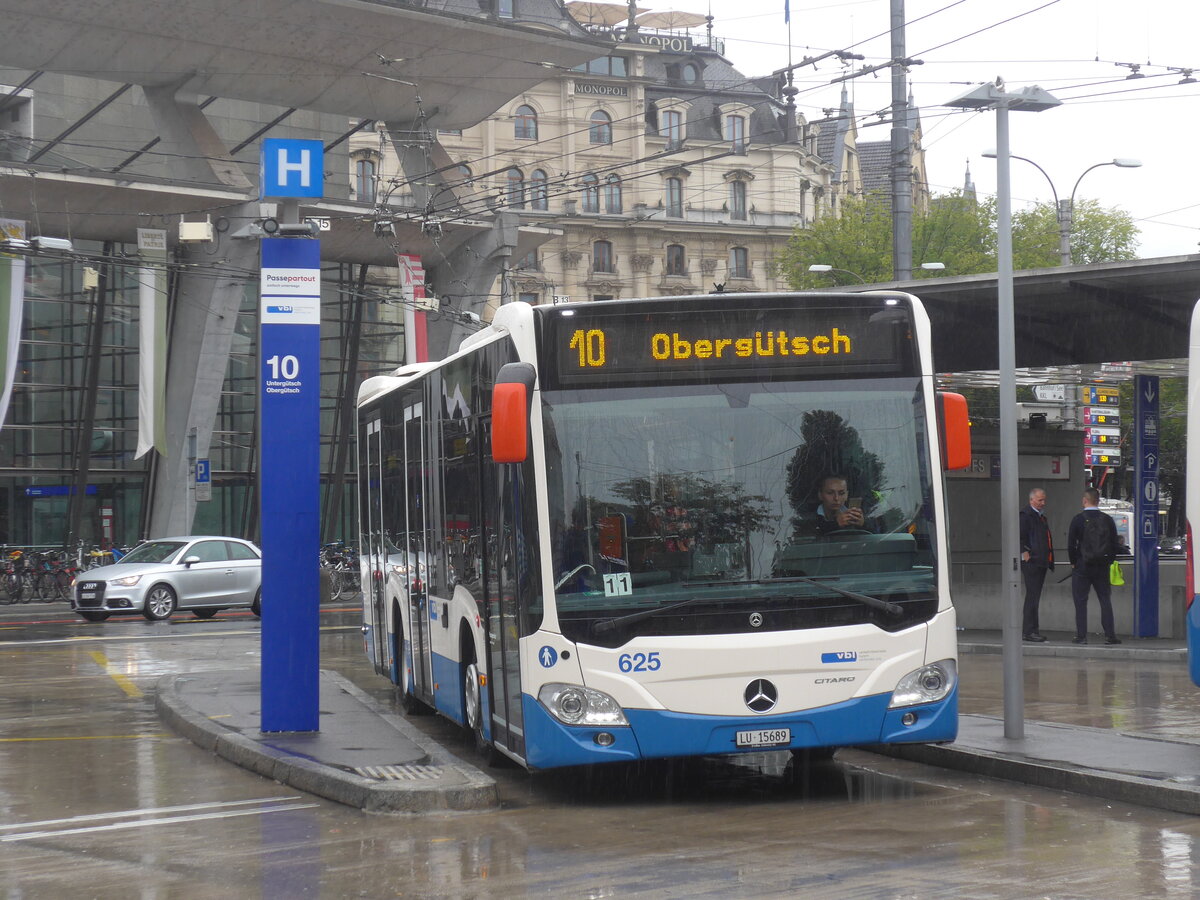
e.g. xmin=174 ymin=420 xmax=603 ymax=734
xmin=848 ymin=497 xmax=862 ymax=509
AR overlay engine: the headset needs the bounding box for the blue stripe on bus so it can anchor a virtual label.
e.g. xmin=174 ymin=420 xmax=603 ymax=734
xmin=521 ymin=687 xmax=957 ymax=770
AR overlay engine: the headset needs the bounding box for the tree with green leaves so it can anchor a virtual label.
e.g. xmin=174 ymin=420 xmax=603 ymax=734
xmin=775 ymin=192 xmax=1140 ymax=288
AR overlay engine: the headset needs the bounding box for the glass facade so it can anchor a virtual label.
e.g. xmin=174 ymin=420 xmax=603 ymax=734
xmin=0 ymin=244 xmax=406 ymax=549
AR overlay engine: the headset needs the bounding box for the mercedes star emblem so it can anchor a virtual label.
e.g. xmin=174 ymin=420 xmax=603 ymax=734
xmin=748 ymin=612 xmax=763 ymax=628
xmin=744 ymin=678 xmax=778 ymax=713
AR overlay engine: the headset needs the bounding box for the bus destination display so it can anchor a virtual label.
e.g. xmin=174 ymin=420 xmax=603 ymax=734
xmin=548 ymin=300 xmax=914 ymax=386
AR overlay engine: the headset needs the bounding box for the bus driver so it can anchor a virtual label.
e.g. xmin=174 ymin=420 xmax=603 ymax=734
xmin=800 ymin=474 xmax=867 ymax=537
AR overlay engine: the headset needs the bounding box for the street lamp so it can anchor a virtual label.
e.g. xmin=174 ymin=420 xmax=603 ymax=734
xmin=808 ymin=264 xmax=866 ymax=284
xmin=945 ymin=79 xmax=1060 ymax=742
xmin=982 ymin=151 xmax=1141 ymax=265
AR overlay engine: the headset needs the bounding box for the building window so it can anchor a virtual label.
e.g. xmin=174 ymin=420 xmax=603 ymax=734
xmin=514 ymin=104 xmax=538 ymax=140
xmin=505 ymin=168 xmax=525 ymax=209
xmin=593 ymin=240 xmax=614 ymax=273
xmin=497 ymin=0 xmax=514 ymax=18
xmin=456 ymin=164 xmax=472 ymax=179
xmin=604 ymin=175 xmax=622 ymax=214
xmin=661 ymin=109 xmax=683 ymax=149
xmin=573 ymin=56 xmax=627 ymax=77
xmin=725 ymin=114 xmax=747 ymax=153
xmin=682 ymin=63 xmax=699 ymax=84
xmin=438 ymin=128 xmax=463 ymax=136
xmin=729 ymin=247 xmax=749 ymax=279
xmin=518 ymin=291 xmax=539 ymax=304
xmin=581 ymin=174 xmax=600 ymax=213
xmin=516 ymin=250 xmax=538 ymax=270
xmin=355 ymin=158 xmax=376 ymax=204
xmin=666 ymin=177 xmax=683 ymax=218
xmin=730 ymin=180 xmax=747 ymax=220
xmin=593 ymin=294 xmax=614 ymax=302
xmin=665 ymin=244 xmax=686 ymax=276
xmin=530 ymin=169 xmax=549 ymax=210
xmin=589 ymin=110 xmax=613 ymax=145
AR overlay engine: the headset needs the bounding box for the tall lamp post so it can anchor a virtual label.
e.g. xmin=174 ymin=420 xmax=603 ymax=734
xmin=945 ymin=80 xmax=1060 ymax=741
xmin=983 ymin=152 xmax=1141 ymax=265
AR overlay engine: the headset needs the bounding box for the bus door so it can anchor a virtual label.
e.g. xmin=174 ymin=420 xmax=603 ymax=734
xmin=363 ymin=417 xmax=391 ymax=677
xmin=404 ymin=399 xmax=434 ymax=702
xmin=482 ymin=427 xmax=525 ymax=759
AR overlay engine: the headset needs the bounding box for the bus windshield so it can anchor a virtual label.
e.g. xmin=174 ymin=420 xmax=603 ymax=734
xmin=542 ymin=378 xmax=938 ymax=646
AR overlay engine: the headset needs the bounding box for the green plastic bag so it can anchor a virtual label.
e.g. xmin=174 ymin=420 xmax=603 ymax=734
xmin=1110 ymin=560 xmax=1125 ymax=586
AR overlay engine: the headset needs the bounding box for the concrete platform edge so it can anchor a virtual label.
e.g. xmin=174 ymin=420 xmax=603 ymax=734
xmin=866 ymin=734 xmax=1200 ymax=817
xmin=154 ymin=671 xmax=499 ymax=814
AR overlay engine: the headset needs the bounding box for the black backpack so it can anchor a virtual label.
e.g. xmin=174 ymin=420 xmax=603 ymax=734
xmin=1080 ymin=513 xmax=1113 ymax=566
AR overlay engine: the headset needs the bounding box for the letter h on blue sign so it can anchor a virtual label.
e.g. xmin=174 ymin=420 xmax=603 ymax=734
xmin=261 ymin=138 xmax=325 ymax=199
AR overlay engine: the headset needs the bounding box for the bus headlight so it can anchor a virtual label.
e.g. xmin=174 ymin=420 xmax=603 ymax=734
xmin=538 ymin=683 xmax=629 ymax=727
xmin=888 ymin=659 xmax=957 ymax=708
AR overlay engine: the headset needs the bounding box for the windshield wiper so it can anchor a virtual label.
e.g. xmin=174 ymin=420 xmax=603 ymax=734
xmin=592 ymin=595 xmax=714 ymax=635
xmin=783 ymin=575 xmax=904 ymax=617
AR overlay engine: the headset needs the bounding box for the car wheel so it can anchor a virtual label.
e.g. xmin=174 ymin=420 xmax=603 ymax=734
xmin=142 ymin=584 xmax=177 ymax=621
xmin=78 ymin=611 xmax=110 ymax=622
xmin=193 ymin=608 xmax=218 ymax=619
xmin=250 ymin=588 xmax=261 ymax=617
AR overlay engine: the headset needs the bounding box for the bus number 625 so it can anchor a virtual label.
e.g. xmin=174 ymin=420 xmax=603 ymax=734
xmin=619 ymin=651 xmax=662 ymax=673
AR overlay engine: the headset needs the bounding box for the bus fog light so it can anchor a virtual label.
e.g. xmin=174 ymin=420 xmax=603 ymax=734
xmin=889 ymin=659 xmax=957 ymax=709
xmin=901 ymin=712 xmax=918 ymax=726
xmin=539 ymin=683 xmax=629 ymax=727
xmin=595 ymin=732 xmax=616 ymax=746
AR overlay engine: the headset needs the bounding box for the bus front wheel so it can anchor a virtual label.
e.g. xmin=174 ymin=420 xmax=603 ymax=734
xmin=462 ymin=655 xmax=501 ymax=766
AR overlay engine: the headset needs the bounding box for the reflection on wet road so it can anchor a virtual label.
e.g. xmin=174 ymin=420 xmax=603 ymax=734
xmin=2 ymin=605 xmax=1200 ymax=897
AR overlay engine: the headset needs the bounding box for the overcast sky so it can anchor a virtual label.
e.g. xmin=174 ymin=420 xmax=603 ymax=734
xmin=657 ymin=0 xmax=1196 ymax=260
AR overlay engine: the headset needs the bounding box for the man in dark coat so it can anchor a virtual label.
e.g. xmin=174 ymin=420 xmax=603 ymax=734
xmin=1018 ymin=487 xmax=1053 ymax=642
xmin=1066 ymin=487 xmax=1122 ymax=645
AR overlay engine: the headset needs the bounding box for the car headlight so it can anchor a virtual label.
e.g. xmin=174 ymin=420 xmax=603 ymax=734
xmin=538 ymin=683 xmax=629 ymax=727
xmin=110 ymin=575 xmax=143 ymax=587
xmin=888 ymin=659 xmax=957 ymax=709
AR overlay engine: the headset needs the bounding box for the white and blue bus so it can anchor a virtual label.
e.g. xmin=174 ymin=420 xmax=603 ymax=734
xmin=358 ymin=292 xmax=971 ymax=770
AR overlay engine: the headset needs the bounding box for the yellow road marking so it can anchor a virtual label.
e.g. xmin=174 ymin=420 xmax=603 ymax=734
xmin=0 ymin=733 xmax=170 ymax=742
xmin=88 ymin=650 xmax=144 ymax=699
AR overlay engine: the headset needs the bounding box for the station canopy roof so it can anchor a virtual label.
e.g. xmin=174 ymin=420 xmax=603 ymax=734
xmin=837 ymin=255 xmax=1200 ymax=387
xmin=0 ymin=0 xmax=606 ymax=130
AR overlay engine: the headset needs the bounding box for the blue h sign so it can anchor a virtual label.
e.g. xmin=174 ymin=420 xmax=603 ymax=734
xmin=261 ymin=138 xmax=324 ymax=199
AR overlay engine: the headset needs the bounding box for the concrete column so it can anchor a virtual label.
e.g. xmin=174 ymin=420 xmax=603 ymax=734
xmin=147 ymin=203 xmax=261 ymax=536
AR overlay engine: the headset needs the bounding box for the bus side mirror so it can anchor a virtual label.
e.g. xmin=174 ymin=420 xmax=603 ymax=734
xmin=937 ymin=391 xmax=971 ymax=470
xmin=492 ymin=362 xmax=537 ymax=463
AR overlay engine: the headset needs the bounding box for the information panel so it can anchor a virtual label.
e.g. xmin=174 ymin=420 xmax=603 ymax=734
xmin=260 ymin=237 xmax=320 ymax=732
xmin=543 ymin=297 xmax=918 ymax=388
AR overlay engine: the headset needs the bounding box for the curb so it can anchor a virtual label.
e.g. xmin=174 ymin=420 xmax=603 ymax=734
xmin=155 ymin=670 xmax=499 ymax=814
xmin=867 ymin=726 xmax=1200 ymax=818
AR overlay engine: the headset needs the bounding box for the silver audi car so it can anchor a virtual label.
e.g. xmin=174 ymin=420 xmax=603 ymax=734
xmin=72 ymin=536 xmax=262 ymax=622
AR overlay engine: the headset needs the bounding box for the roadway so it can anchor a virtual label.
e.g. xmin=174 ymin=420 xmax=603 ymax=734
xmin=2 ymin=601 xmax=1200 ymax=897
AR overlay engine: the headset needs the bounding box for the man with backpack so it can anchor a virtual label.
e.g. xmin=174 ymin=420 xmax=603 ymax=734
xmin=1066 ymin=488 xmax=1122 ymax=645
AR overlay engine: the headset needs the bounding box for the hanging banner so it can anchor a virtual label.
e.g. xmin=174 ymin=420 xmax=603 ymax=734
xmin=0 ymin=219 xmax=27 ymax=435
xmin=135 ymin=228 xmax=168 ymax=459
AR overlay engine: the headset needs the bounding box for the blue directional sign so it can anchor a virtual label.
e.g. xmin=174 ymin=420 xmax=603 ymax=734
xmin=1133 ymin=375 xmax=1159 ymax=637
xmin=260 ymin=138 xmax=324 ymax=199
xmin=260 ymin=236 xmax=321 ymax=732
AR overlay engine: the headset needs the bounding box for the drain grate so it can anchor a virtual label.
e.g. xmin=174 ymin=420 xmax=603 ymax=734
xmin=353 ymin=764 xmax=441 ymax=781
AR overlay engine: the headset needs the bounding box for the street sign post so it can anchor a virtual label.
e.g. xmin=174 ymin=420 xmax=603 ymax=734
xmin=194 ymin=458 xmax=211 ymax=503
xmin=1133 ymin=375 xmax=1160 ymax=636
